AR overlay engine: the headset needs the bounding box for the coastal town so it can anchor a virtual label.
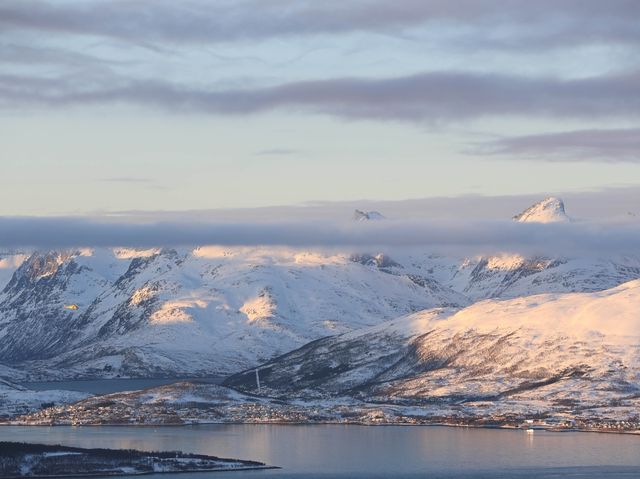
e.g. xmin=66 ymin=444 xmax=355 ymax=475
xmin=5 ymin=382 xmax=639 ymax=435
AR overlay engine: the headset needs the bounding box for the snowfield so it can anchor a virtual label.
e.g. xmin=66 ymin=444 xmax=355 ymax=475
xmin=0 ymin=245 xmax=461 ymax=378
xmin=3 ymin=239 xmax=638 ymax=379
xmin=1 ymin=199 xmax=640 ymax=380
xmin=225 ymin=279 xmax=640 ymax=425
xmin=0 ymin=379 xmax=89 ymax=419
xmin=0 ymin=198 xmax=639 ymax=430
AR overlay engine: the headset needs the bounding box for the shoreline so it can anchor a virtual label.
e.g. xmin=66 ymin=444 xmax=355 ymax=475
xmin=2 ymin=419 xmax=638 ymax=436
xmin=0 ymin=442 xmax=278 ymax=478
xmin=0 ymin=465 xmax=279 ymax=479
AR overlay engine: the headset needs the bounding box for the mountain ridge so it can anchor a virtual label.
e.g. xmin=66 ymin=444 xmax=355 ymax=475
xmin=513 ymin=196 xmax=570 ymax=223
xmin=224 ymin=279 xmax=640 ymax=423
xmin=0 ymin=197 xmax=639 ymax=380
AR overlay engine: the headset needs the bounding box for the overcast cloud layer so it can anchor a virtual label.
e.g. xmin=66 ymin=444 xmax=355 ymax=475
xmin=1 ymin=0 xmax=639 ymax=211
xmin=474 ymin=128 xmax=640 ymax=163
xmin=104 ymin=187 xmax=640 ymax=223
xmin=3 ymin=70 xmax=640 ymax=122
xmin=2 ymin=0 xmax=639 ymax=47
xmin=3 ymin=1 xmax=640 ymax=123
xmin=1 ymin=216 xmax=640 ymax=258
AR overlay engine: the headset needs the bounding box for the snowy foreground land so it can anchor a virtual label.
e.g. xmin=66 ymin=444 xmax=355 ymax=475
xmin=0 ymin=442 xmax=274 ymax=477
xmin=0 ymin=199 xmax=639 ymax=434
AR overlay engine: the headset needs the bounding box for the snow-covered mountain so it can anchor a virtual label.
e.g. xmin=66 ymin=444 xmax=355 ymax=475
xmin=0 ymin=246 xmax=463 ymax=378
xmin=352 ymin=209 xmax=385 ymax=221
xmin=224 ymin=280 xmax=640 ymax=421
xmin=352 ymin=246 xmax=640 ymax=301
xmin=403 ymin=196 xmax=638 ymax=299
xmin=513 ymin=196 xmax=570 ymax=223
xmin=0 ymin=197 xmax=638 ymax=380
xmin=445 ymin=253 xmax=640 ymax=300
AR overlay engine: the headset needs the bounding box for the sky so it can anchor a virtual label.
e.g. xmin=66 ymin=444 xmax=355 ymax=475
xmin=1 ymin=0 xmax=640 ymax=216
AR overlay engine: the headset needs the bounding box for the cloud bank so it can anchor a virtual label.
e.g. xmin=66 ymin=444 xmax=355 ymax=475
xmin=2 ymin=216 xmax=640 ymax=257
xmin=3 ymin=70 xmax=640 ymax=122
xmin=473 ymin=128 xmax=640 ymax=163
xmin=107 ymin=187 xmax=640 ymax=223
xmin=2 ymin=1 xmax=639 ymax=48
xmin=2 ymin=0 xmax=639 ymax=170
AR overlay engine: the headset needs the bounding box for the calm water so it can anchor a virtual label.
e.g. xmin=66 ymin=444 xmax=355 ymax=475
xmin=1 ymin=424 xmax=639 ymax=478
xmin=21 ymin=377 xmax=224 ymax=394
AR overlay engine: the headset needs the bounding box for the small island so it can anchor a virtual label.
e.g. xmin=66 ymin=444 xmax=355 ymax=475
xmin=0 ymin=442 xmax=277 ymax=478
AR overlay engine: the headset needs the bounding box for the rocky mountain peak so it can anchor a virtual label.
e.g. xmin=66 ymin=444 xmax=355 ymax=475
xmin=353 ymin=209 xmax=385 ymax=221
xmin=513 ymin=197 xmax=570 ymax=223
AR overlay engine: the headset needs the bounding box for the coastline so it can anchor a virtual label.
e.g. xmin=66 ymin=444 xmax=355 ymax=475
xmin=2 ymin=419 xmax=638 ymax=436
xmin=0 ymin=442 xmax=278 ymax=478
xmin=0 ymin=466 xmax=279 ymax=479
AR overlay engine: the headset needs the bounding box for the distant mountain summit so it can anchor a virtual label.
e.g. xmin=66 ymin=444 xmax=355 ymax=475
xmin=353 ymin=209 xmax=385 ymax=221
xmin=513 ymin=197 xmax=569 ymax=223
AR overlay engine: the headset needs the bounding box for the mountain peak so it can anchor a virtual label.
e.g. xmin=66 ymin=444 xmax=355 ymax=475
xmin=513 ymin=197 xmax=570 ymax=223
xmin=353 ymin=209 xmax=385 ymax=221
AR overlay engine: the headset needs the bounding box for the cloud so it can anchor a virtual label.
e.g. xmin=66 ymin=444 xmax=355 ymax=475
xmin=2 ymin=70 xmax=640 ymax=122
xmin=471 ymin=128 xmax=640 ymax=162
xmin=1 ymin=216 xmax=640 ymax=258
xmin=3 ymin=2 xmax=638 ymax=125
xmin=255 ymin=148 xmax=299 ymax=156
xmin=99 ymin=186 xmax=640 ymax=223
xmin=1 ymin=1 xmax=639 ymax=49
xmin=0 ymin=43 xmax=124 ymax=68
xmin=97 ymin=177 xmax=154 ymax=184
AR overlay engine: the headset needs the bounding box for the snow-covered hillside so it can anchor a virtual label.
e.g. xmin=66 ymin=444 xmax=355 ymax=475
xmin=0 ymin=246 xmax=462 ymax=378
xmin=439 ymin=253 xmax=640 ymax=300
xmin=389 ymin=197 xmax=639 ymax=299
xmin=225 ymin=280 xmax=640 ymax=421
xmin=0 ymin=378 xmax=89 ymax=419
xmin=0 ymin=197 xmax=639 ymax=380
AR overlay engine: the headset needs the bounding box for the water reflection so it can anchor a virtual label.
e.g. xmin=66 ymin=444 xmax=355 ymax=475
xmin=1 ymin=424 xmax=638 ymax=478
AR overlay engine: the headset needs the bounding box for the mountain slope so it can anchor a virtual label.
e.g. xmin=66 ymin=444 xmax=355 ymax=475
xmin=448 ymin=253 xmax=640 ymax=299
xmin=0 ymin=247 xmax=464 ymax=378
xmin=224 ymin=280 xmax=640 ymax=420
xmin=513 ymin=196 xmax=570 ymax=223
xmin=388 ymin=198 xmax=638 ymax=300
xmin=1 ymin=198 xmax=639 ymax=380
xmin=0 ymin=378 xmax=89 ymax=419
